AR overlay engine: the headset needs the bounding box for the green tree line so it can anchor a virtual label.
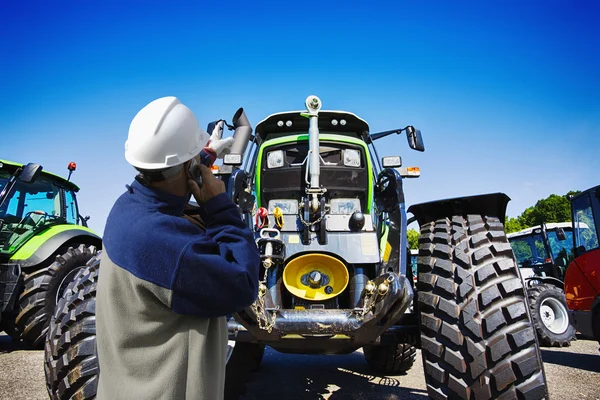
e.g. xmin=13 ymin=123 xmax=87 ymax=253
xmin=504 ymin=191 xmax=580 ymax=234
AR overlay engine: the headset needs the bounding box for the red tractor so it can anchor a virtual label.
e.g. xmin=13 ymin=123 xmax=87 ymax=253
xmin=564 ymin=185 xmax=600 ymax=345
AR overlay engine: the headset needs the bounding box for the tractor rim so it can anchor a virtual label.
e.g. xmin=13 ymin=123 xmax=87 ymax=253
xmin=55 ymin=267 xmax=84 ymax=304
xmin=540 ymin=297 xmax=569 ymax=334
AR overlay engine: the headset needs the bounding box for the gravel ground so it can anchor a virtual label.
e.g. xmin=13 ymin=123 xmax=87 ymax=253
xmin=1 ymin=334 xmax=598 ymax=399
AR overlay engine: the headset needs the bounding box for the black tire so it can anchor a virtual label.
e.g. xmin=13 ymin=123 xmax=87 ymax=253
xmin=224 ymin=341 xmax=265 ymax=400
xmin=15 ymin=244 xmax=97 ymax=347
xmin=417 ymin=215 xmax=548 ymax=399
xmin=527 ymin=283 xmax=575 ymax=347
xmin=45 ymin=254 xmax=100 ymax=400
xmin=363 ymin=342 xmax=417 ymax=374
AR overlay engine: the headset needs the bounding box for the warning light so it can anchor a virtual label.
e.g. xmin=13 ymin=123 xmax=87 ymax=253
xmin=67 ymin=162 xmax=77 ymax=181
xmin=399 ymin=166 xmax=421 ymax=178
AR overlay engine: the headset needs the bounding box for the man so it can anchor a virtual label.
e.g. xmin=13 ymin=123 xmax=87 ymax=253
xmin=96 ymin=96 xmax=260 ymax=400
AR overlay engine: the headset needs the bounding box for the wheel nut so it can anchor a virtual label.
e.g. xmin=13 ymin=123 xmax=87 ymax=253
xmin=308 ymin=270 xmax=322 ymax=288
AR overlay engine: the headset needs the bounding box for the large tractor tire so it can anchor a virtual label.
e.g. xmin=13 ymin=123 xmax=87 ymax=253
xmin=45 ymin=254 xmax=100 ymax=400
xmin=15 ymin=244 xmax=97 ymax=347
xmin=527 ymin=283 xmax=575 ymax=347
xmin=417 ymin=215 xmax=548 ymax=399
xmin=363 ymin=342 xmax=417 ymax=374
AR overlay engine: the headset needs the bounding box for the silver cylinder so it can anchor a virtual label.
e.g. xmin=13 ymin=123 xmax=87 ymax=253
xmin=309 ymin=116 xmax=320 ymax=189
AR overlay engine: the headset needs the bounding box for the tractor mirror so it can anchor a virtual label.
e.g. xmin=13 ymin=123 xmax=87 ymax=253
xmin=223 ymin=154 xmax=243 ymax=166
xmin=19 ymin=163 xmax=43 ymax=183
xmin=382 ymin=156 xmax=402 ymax=168
xmin=406 ymin=127 xmax=425 ymax=152
xmin=555 ymin=227 xmax=566 ymax=241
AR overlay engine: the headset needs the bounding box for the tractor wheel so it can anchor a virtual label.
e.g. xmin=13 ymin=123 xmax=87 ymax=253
xmin=363 ymin=342 xmax=417 ymax=374
xmin=527 ymin=283 xmax=575 ymax=347
xmin=15 ymin=244 xmax=97 ymax=347
xmin=224 ymin=340 xmax=265 ymax=400
xmin=417 ymin=215 xmax=548 ymax=399
xmin=45 ymin=254 xmax=100 ymax=400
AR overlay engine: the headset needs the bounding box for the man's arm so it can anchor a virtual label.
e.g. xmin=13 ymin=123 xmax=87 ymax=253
xmin=170 ymin=193 xmax=260 ymax=318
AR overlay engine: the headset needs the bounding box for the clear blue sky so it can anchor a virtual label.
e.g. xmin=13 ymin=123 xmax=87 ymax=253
xmin=2 ymin=1 xmax=599 ymax=234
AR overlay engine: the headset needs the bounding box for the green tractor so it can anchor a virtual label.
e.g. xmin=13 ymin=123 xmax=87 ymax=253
xmin=45 ymin=96 xmax=548 ymax=400
xmin=0 ymin=160 xmax=101 ymax=347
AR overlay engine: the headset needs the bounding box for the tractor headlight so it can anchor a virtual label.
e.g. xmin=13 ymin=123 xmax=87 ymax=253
xmin=343 ymin=149 xmax=360 ymax=167
xmin=267 ymin=150 xmax=284 ymax=169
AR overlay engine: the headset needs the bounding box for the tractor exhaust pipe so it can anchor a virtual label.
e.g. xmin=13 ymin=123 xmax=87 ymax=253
xmin=229 ymin=107 xmax=253 ymax=158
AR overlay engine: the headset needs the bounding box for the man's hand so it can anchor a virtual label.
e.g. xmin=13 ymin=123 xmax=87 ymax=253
xmin=188 ymin=164 xmax=225 ymax=204
xmin=207 ymin=120 xmax=235 ymax=158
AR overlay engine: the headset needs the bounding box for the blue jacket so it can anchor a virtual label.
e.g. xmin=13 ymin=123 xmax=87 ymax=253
xmin=103 ymin=179 xmax=259 ymax=316
xmin=96 ymin=179 xmax=260 ymax=399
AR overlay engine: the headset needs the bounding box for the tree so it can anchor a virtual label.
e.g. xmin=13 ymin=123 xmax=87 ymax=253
xmin=504 ymin=217 xmax=523 ymax=234
xmin=515 ymin=191 xmax=580 ymax=228
xmin=407 ymin=228 xmax=419 ymax=250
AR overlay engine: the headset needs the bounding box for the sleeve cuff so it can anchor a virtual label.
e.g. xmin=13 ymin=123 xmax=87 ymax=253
xmin=200 ymin=148 xmax=217 ymax=166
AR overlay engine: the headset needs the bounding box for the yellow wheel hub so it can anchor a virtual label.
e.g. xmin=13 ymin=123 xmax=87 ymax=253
xmin=283 ymin=254 xmax=349 ymax=301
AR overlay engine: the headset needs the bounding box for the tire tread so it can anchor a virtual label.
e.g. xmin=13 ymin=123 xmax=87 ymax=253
xmin=417 ymin=216 xmax=548 ymax=399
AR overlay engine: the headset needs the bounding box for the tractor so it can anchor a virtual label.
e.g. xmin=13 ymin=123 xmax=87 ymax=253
xmin=0 ymin=160 xmax=101 ymax=347
xmin=564 ymin=185 xmax=600 ymax=345
xmin=508 ymin=223 xmax=577 ymax=346
xmin=45 ymin=96 xmax=549 ymax=400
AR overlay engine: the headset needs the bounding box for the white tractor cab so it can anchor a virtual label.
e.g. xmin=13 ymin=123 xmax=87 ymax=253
xmin=508 ymin=222 xmax=580 ymax=346
xmin=508 ymin=222 xmax=578 ymax=282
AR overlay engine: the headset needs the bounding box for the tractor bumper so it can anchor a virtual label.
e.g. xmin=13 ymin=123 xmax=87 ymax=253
xmin=231 ymin=273 xmax=413 ymax=354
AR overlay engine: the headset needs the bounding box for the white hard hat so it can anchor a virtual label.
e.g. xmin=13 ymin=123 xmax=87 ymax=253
xmin=125 ymin=96 xmax=210 ymax=170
